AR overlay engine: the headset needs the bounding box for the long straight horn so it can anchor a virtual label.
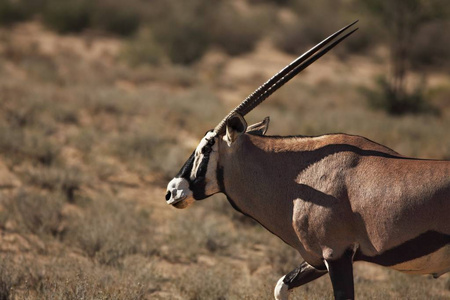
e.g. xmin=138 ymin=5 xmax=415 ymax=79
xmin=213 ymin=20 xmax=359 ymax=135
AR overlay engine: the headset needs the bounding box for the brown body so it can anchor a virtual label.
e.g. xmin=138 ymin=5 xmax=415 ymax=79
xmin=220 ymin=133 xmax=450 ymax=274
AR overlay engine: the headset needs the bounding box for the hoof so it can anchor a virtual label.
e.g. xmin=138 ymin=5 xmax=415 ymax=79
xmin=274 ymin=275 xmax=290 ymax=300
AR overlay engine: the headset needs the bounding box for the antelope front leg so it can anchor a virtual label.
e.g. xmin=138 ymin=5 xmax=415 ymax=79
xmin=325 ymin=249 xmax=355 ymax=300
xmin=274 ymin=261 xmax=327 ymax=300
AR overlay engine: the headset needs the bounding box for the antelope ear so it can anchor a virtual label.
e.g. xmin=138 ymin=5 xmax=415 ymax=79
xmin=225 ymin=113 xmax=247 ymax=146
xmin=247 ymin=116 xmax=270 ymax=135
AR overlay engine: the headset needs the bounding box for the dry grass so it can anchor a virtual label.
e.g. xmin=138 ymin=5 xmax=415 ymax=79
xmin=2 ymin=191 xmax=65 ymax=237
xmin=23 ymin=166 xmax=85 ymax=201
xmin=64 ymin=196 xmax=154 ymax=266
xmin=0 ymin=254 xmax=159 ymax=300
xmin=0 ymin=13 xmax=448 ymax=300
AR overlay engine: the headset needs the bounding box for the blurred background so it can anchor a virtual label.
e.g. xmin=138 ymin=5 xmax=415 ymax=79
xmin=0 ymin=0 xmax=449 ymax=299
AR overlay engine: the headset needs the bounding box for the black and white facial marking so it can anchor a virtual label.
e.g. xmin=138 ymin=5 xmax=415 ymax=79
xmin=166 ymin=131 xmax=220 ymax=209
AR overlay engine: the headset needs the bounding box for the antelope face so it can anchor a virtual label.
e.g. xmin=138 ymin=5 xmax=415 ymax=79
xmin=165 ymin=131 xmax=221 ymax=209
xmin=165 ymin=115 xmax=270 ymax=209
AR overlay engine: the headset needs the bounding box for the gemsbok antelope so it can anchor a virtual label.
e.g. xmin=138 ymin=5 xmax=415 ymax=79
xmin=165 ymin=21 xmax=450 ymax=300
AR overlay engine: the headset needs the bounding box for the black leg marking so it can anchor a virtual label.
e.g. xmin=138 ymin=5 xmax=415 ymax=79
xmin=327 ymin=250 xmax=355 ymax=300
xmin=284 ymin=261 xmax=327 ymax=290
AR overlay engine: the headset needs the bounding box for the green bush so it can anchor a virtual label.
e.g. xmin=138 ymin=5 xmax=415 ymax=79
xmin=121 ymin=28 xmax=164 ymax=66
xmin=410 ymin=20 xmax=450 ymax=69
xmin=273 ymin=0 xmax=339 ymax=53
xmin=209 ymin=3 xmax=265 ymax=56
xmin=248 ymin=0 xmax=290 ymax=5
xmin=273 ymin=18 xmax=309 ymax=55
xmin=274 ymin=0 xmax=373 ymax=56
xmin=43 ymin=0 xmax=92 ymax=33
xmin=362 ymin=76 xmax=438 ymax=115
xmin=151 ymin=0 xmax=215 ymax=65
xmin=0 ymin=0 xmax=30 ymax=25
xmin=92 ymin=3 xmax=140 ymax=36
xmin=150 ymin=0 xmax=267 ymax=63
xmin=154 ymin=19 xmax=210 ymax=65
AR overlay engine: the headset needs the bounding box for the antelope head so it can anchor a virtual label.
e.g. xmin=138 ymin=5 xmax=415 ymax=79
xmin=165 ymin=114 xmax=270 ymax=209
xmin=165 ymin=21 xmax=358 ymax=209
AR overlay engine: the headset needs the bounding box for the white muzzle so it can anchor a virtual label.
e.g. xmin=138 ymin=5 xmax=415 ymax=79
xmin=165 ymin=177 xmax=192 ymax=205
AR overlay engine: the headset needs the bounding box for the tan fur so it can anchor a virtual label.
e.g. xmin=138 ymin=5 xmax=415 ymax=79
xmin=219 ymin=133 xmax=450 ymax=271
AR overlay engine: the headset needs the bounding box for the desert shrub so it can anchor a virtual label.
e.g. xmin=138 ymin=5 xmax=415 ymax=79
xmin=275 ymin=17 xmax=370 ymax=56
xmin=1 ymin=84 xmax=77 ymax=129
xmin=20 ymin=52 xmax=60 ymax=83
xmin=274 ymin=0 xmax=373 ymax=56
xmin=4 ymin=191 xmax=65 ymax=237
xmin=150 ymin=0 xmax=215 ymax=64
xmin=23 ymin=133 xmax=61 ymax=166
xmin=110 ymin=127 xmax=185 ymax=177
xmin=209 ymin=3 xmax=266 ymax=56
xmin=0 ymin=127 xmax=24 ymax=158
xmin=69 ymin=128 xmax=98 ymax=153
xmin=274 ymin=0 xmax=343 ymax=54
xmin=108 ymin=90 xmax=223 ymax=176
xmin=428 ymin=83 xmax=450 ymax=115
xmin=5 ymin=100 xmax=42 ymax=128
xmin=0 ymin=127 xmax=59 ymax=165
xmin=249 ymin=0 xmax=290 ymax=5
xmin=162 ymin=206 xmax=236 ymax=263
xmin=154 ymin=19 xmax=209 ymax=65
xmin=83 ymin=89 xmax=141 ymax=116
xmin=339 ymin=21 xmax=381 ymax=55
xmin=42 ymin=0 xmax=92 ymax=33
xmin=161 ymin=87 xmax=225 ymax=134
xmin=51 ymin=105 xmax=79 ymax=125
xmin=0 ymin=257 xmax=25 ymax=299
xmin=273 ymin=18 xmax=307 ymax=55
xmin=0 ymin=0 xmax=31 ymax=26
xmin=362 ymin=76 xmax=438 ymax=115
xmin=178 ymin=265 xmax=234 ymax=300
xmin=65 ymin=197 xmax=153 ymax=266
xmin=0 ymin=256 xmax=151 ymax=300
xmin=39 ymin=271 xmax=147 ymax=300
xmin=0 ymin=127 xmax=60 ymax=166
xmin=0 ymin=0 xmax=48 ymax=26
xmin=127 ymin=66 xmax=199 ymax=87
xmin=24 ymin=166 xmax=85 ymax=201
xmin=275 ymin=18 xmax=350 ymax=55
xmin=111 ymin=130 xmax=166 ymax=160
xmin=92 ymin=2 xmax=140 ymax=36
xmin=121 ymin=28 xmax=164 ymax=66
xmin=410 ymin=20 xmax=450 ymax=69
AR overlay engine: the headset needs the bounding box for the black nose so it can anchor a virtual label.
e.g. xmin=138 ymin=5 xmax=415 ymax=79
xmin=165 ymin=191 xmax=171 ymax=201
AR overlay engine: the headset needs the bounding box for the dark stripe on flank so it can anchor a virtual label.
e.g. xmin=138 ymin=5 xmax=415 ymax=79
xmin=355 ymin=231 xmax=450 ymax=266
